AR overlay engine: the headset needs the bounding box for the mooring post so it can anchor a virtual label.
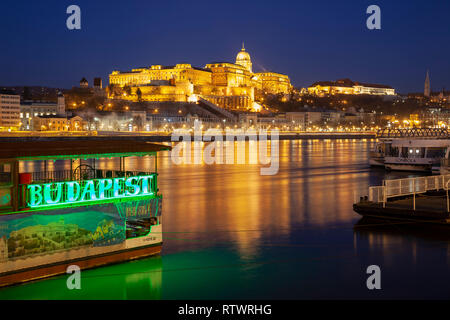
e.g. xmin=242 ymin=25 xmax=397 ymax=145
xmin=447 ymin=188 xmax=449 ymax=213
xmin=446 ymin=180 xmax=450 ymax=213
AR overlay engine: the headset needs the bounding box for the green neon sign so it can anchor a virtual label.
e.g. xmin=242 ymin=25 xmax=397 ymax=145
xmin=27 ymin=175 xmax=156 ymax=209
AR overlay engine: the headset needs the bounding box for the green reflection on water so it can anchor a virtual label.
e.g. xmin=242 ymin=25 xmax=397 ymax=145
xmin=0 ymin=256 xmax=162 ymax=300
xmin=0 ymin=248 xmax=266 ymax=300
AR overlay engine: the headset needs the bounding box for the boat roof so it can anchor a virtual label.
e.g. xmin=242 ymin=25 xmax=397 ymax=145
xmin=390 ymin=139 xmax=450 ymax=147
xmin=0 ymin=139 xmax=171 ymax=160
xmin=377 ymin=128 xmax=450 ymax=139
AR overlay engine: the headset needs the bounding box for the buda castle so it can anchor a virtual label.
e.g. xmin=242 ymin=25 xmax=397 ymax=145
xmin=108 ymin=44 xmax=291 ymax=111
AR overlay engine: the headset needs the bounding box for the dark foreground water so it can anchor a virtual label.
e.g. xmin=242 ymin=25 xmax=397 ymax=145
xmin=1 ymin=139 xmax=449 ymax=299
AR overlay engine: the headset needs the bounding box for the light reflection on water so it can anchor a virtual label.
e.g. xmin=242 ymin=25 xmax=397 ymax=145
xmin=2 ymin=139 xmax=449 ymax=299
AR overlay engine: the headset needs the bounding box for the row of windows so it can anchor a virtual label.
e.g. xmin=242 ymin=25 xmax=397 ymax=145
xmin=0 ymin=116 xmax=20 ymax=119
xmin=0 ymin=111 xmax=19 ymax=114
xmin=21 ymin=107 xmax=57 ymax=112
xmin=0 ymin=105 xmax=20 ymax=109
xmin=0 ymin=101 xmax=20 ymax=105
xmin=20 ymin=112 xmax=56 ymax=118
xmin=0 ymin=95 xmax=20 ymax=100
xmin=37 ymin=119 xmax=75 ymax=125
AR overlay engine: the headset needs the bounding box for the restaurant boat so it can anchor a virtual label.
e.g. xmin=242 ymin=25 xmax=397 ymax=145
xmin=369 ymin=128 xmax=450 ymax=172
xmin=0 ymin=139 xmax=170 ymax=287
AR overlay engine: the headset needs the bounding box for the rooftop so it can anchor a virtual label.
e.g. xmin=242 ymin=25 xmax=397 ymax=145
xmin=118 ymin=65 xmax=211 ymax=74
xmin=310 ymin=78 xmax=393 ymax=89
xmin=0 ymin=89 xmax=18 ymax=95
xmin=0 ymin=139 xmax=171 ymax=160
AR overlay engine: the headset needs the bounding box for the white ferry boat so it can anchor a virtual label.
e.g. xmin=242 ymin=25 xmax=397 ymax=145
xmin=383 ymin=139 xmax=449 ymax=171
xmin=370 ymin=128 xmax=450 ymax=172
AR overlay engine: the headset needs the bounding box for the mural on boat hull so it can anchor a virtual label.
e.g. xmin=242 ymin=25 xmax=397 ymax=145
xmin=0 ymin=197 xmax=161 ymax=261
xmin=0 ymin=188 xmax=11 ymax=209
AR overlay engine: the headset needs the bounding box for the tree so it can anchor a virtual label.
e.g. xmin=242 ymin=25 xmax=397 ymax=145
xmin=123 ymin=85 xmax=132 ymax=96
xmin=107 ymin=84 xmax=116 ymax=97
xmin=133 ymin=115 xmax=144 ymax=131
xmin=136 ymin=88 xmax=142 ymax=102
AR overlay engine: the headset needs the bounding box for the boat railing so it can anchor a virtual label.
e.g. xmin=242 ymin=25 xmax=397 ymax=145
xmin=358 ymin=174 xmax=450 ymax=210
xmin=368 ymin=186 xmax=385 ymax=203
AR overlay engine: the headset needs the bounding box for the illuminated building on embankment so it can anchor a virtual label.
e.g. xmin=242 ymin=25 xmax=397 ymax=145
xmin=307 ymin=78 xmax=395 ymax=97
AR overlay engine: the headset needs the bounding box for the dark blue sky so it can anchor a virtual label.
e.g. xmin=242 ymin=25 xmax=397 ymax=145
xmin=1 ymin=0 xmax=449 ymax=93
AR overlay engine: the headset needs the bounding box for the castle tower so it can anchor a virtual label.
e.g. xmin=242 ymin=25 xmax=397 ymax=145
xmin=235 ymin=42 xmax=252 ymax=73
xmin=57 ymin=91 xmax=65 ymax=116
xmin=94 ymin=77 xmax=103 ymax=89
xmin=424 ymin=70 xmax=431 ymax=97
xmin=80 ymin=77 xmax=89 ymax=88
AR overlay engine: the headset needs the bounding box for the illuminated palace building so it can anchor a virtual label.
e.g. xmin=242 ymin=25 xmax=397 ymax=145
xmin=307 ymin=79 xmax=395 ymax=96
xmin=109 ymin=44 xmax=291 ymax=111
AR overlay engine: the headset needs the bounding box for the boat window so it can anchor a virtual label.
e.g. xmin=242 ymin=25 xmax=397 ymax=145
xmin=403 ymin=147 xmax=425 ymax=158
xmin=126 ymin=217 xmax=158 ymax=239
xmin=412 ymin=147 xmax=425 ymax=158
xmin=427 ymin=147 xmax=446 ymax=158
xmin=401 ymin=147 xmax=409 ymax=157
xmin=387 ymin=146 xmax=398 ymax=157
xmin=0 ymin=164 xmax=12 ymax=186
xmin=376 ymin=144 xmax=383 ymax=153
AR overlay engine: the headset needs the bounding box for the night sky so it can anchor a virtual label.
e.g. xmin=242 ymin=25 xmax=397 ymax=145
xmin=1 ymin=0 xmax=450 ymax=93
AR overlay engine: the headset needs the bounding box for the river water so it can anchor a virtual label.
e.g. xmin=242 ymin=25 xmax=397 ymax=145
xmin=1 ymin=139 xmax=449 ymax=299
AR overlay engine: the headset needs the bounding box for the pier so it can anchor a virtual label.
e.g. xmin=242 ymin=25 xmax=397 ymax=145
xmin=354 ymin=174 xmax=450 ymax=222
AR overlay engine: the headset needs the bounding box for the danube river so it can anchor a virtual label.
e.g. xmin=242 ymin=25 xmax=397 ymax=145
xmin=1 ymin=139 xmax=449 ymax=299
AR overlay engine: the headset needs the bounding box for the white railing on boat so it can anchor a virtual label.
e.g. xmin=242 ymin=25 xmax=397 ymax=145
xmin=355 ymin=174 xmax=450 ymax=211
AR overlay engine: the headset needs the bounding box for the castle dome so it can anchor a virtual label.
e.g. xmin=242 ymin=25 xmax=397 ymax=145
xmin=236 ymin=47 xmax=251 ymax=62
xmin=235 ymin=43 xmax=252 ymax=73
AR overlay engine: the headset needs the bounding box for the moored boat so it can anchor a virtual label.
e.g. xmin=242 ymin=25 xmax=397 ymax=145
xmin=383 ymin=139 xmax=449 ymax=172
xmin=370 ymin=128 xmax=450 ymax=172
xmin=0 ymin=139 xmax=170 ymax=287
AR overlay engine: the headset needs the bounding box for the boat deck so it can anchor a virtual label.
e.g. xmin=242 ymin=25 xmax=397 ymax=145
xmin=354 ymin=192 xmax=450 ymax=222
